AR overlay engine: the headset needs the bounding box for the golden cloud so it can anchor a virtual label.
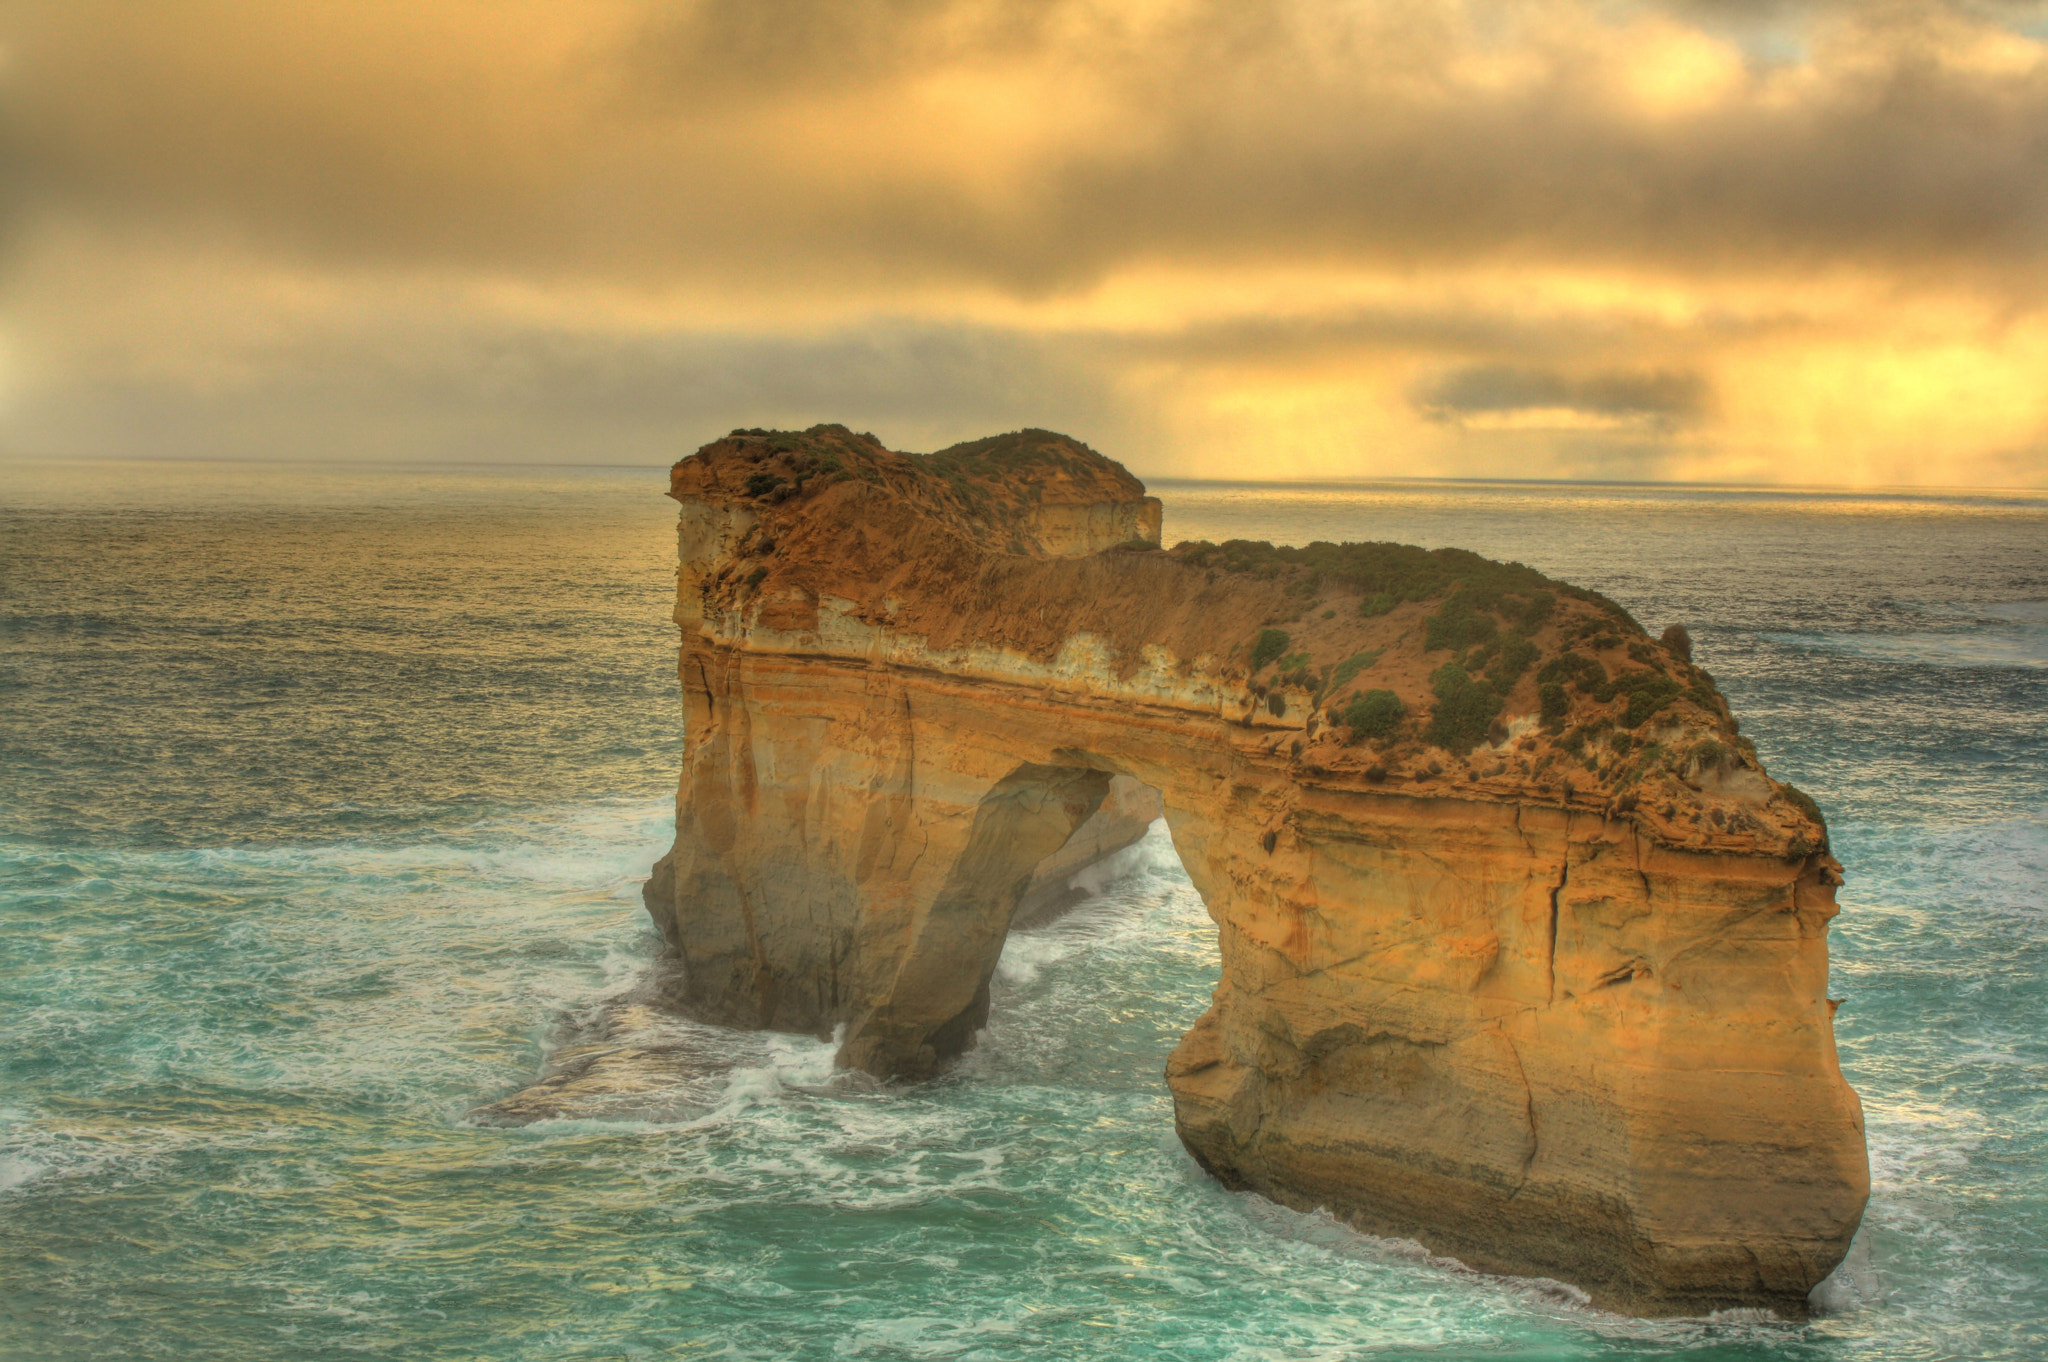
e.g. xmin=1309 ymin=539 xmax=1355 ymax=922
xmin=3 ymin=0 xmax=2045 ymax=484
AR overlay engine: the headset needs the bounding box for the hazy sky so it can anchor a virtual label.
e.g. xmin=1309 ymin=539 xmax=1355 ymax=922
xmin=5 ymin=0 xmax=2048 ymax=483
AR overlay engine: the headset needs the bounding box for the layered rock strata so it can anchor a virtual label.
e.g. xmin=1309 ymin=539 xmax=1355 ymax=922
xmin=643 ymin=424 xmax=1868 ymax=1317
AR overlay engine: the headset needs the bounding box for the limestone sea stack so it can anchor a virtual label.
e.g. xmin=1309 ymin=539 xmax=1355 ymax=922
xmin=643 ymin=425 xmax=1868 ymax=1317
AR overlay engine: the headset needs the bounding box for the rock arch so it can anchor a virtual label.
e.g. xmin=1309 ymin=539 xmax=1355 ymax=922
xmin=641 ymin=425 xmax=1868 ymax=1317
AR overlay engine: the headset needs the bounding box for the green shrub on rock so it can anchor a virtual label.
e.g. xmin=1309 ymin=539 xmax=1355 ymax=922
xmin=1613 ymin=671 xmax=1682 ymax=728
xmin=1484 ymin=635 xmax=1539 ymax=695
xmin=1172 ymin=539 xmax=1625 ymax=622
xmin=1249 ymin=629 xmax=1291 ymax=672
xmin=1778 ymin=782 xmax=1830 ymax=843
xmin=1426 ymin=663 xmax=1503 ymax=754
xmin=1688 ymin=667 xmax=1722 ymax=712
xmin=1424 ymin=591 xmax=1500 ymax=653
xmin=1324 ymin=649 xmax=1382 ymax=697
xmin=1537 ymin=651 xmax=1606 ymax=692
xmin=1342 ymin=689 xmax=1405 ymax=741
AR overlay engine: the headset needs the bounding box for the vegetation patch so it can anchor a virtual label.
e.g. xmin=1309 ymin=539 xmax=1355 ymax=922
xmin=1323 ymin=649 xmax=1383 ymax=698
xmin=1249 ymin=628 xmax=1292 ymax=672
xmin=916 ymin=428 xmax=1125 ymax=483
xmin=1426 ymin=662 xmax=1504 ymax=754
xmin=1687 ymin=667 xmax=1723 ymax=714
xmin=1537 ymin=651 xmax=1606 ymax=692
xmin=1425 ymin=590 xmax=1500 ymax=653
xmin=1342 ymin=689 xmax=1405 ymax=741
xmin=1518 ymin=591 xmax=1557 ymax=630
xmin=1172 ymin=539 xmax=1633 ymax=624
xmin=1483 ymin=635 xmax=1539 ymax=694
xmin=1561 ymin=616 xmax=1630 ymax=651
xmin=1777 ymin=782 xmax=1830 ymax=847
xmin=1611 ymin=671 xmax=1683 ymax=728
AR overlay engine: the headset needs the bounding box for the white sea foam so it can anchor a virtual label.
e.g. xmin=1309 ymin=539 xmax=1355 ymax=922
xmin=0 ymin=1155 xmax=46 ymax=1193
xmin=1065 ymin=823 xmax=1170 ymax=897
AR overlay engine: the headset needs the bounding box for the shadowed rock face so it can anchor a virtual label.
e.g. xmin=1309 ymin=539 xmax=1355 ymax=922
xmin=643 ymin=424 xmax=1868 ymax=1317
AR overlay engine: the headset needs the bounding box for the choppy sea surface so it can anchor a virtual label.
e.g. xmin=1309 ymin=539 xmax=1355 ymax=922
xmin=2 ymin=460 xmax=2043 ymax=1361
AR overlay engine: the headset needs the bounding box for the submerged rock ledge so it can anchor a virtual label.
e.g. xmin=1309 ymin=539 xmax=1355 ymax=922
xmin=642 ymin=425 xmax=1869 ymax=1317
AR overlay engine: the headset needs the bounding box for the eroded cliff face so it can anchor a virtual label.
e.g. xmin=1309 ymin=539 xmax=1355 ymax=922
xmin=644 ymin=424 xmax=1868 ymax=1317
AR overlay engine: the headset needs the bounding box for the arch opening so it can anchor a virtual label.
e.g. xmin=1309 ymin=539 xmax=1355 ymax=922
xmin=835 ymin=760 xmax=1211 ymax=1080
xmin=834 ymin=762 xmax=1111 ymax=1077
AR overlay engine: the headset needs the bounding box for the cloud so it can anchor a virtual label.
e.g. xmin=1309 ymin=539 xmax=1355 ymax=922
xmin=0 ymin=298 xmax=1132 ymax=464
xmin=9 ymin=0 xmax=2048 ymax=288
xmin=1413 ymin=364 xmax=1709 ymax=430
xmin=1 ymin=0 xmax=2045 ymax=485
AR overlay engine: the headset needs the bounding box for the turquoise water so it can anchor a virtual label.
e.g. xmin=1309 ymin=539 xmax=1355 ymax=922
xmin=2 ymin=462 xmax=2043 ymax=1360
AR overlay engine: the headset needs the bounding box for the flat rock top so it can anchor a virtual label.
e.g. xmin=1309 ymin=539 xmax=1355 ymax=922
xmin=673 ymin=425 xmax=1833 ymax=863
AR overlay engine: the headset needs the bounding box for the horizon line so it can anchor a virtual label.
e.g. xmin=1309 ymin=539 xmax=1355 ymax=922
xmin=4 ymin=450 xmax=2044 ymax=498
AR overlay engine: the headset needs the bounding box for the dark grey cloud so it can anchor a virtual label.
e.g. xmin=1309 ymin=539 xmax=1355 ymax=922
xmin=1412 ymin=364 xmax=1710 ymax=427
xmin=627 ymin=0 xmax=1074 ymax=93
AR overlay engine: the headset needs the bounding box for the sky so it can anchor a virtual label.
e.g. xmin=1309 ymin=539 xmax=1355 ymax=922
xmin=3 ymin=0 xmax=2047 ymax=485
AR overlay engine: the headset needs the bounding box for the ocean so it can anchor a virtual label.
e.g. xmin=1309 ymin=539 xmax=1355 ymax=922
xmin=1 ymin=460 xmax=2042 ymax=1360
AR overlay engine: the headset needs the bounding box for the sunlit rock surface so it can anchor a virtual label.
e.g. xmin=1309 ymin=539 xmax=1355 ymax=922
xmin=642 ymin=425 xmax=1868 ymax=1317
